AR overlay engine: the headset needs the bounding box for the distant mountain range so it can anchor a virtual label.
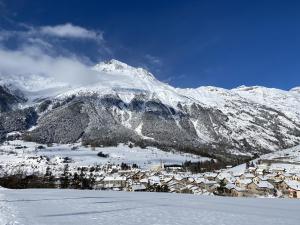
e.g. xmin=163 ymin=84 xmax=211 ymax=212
xmin=1 ymin=59 xmax=300 ymax=162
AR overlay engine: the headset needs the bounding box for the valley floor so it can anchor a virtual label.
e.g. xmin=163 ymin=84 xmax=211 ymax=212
xmin=0 ymin=188 xmax=300 ymax=225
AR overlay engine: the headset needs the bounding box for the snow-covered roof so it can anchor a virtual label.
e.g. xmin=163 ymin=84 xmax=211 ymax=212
xmin=140 ymin=178 xmax=149 ymax=183
xmin=285 ymin=180 xmax=300 ymax=191
xmin=195 ymin=178 xmax=206 ymax=184
xmin=148 ymin=176 xmax=161 ymax=184
xmin=103 ymin=176 xmax=126 ymax=181
xmin=204 ymin=172 xmax=218 ymax=178
xmin=243 ymin=173 xmax=255 ymax=178
xmin=255 ymin=181 xmax=274 ymax=189
xmin=225 ymin=183 xmax=245 ymax=192
xmin=237 ymin=179 xmax=252 ymax=185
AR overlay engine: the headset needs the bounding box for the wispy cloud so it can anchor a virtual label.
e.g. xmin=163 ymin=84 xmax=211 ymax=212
xmin=0 ymin=21 xmax=110 ymax=58
xmin=0 ymin=45 xmax=99 ymax=87
xmin=40 ymin=23 xmax=103 ymax=40
xmin=0 ymin=23 xmax=108 ymax=88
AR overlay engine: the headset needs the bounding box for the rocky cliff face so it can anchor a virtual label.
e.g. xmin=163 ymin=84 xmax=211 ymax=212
xmin=1 ymin=59 xmax=300 ymax=160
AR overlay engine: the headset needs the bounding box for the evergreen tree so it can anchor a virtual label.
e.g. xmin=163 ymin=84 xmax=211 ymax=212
xmin=60 ymin=164 xmax=70 ymax=188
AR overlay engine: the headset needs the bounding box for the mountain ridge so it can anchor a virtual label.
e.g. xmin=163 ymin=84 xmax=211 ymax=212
xmin=0 ymin=59 xmax=299 ymax=162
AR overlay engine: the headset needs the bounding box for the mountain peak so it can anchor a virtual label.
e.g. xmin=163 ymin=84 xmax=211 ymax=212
xmin=92 ymin=59 xmax=155 ymax=80
xmin=104 ymin=59 xmax=131 ymax=70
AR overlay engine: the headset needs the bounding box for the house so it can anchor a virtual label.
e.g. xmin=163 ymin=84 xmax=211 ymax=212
xmin=216 ymin=173 xmax=236 ymax=184
xmin=278 ymin=180 xmax=290 ymax=195
xmin=102 ymin=176 xmax=127 ymax=189
xmin=148 ymin=176 xmax=161 ymax=185
xmin=235 ymin=178 xmax=252 ymax=189
xmin=247 ymin=180 xmax=275 ymax=195
xmin=224 ymin=183 xmax=245 ymax=197
xmin=131 ymin=171 xmax=146 ymax=182
xmin=252 ymin=175 xmax=268 ymax=183
xmin=285 ymin=180 xmax=300 ymax=198
xmin=202 ymin=180 xmax=219 ymax=192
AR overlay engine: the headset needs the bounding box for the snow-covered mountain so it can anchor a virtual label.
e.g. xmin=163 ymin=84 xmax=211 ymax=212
xmin=1 ymin=59 xmax=300 ymax=161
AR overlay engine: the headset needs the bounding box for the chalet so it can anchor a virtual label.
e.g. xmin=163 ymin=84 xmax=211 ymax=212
xmin=278 ymin=180 xmax=290 ymax=195
xmin=200 ymin=180 xmax=219 ymax=192
xmin=216 ymin=173 xmax=236 ymax=184
xmin=102 ymin=176 xmax=126 ymax=189
xmin=148 ymin=176 xmax=161 ymax=185
xmin=285 ymin=180 xmax=300 ymax=198
xmin=252 ymin=175 xmax=268 ymax=183
xmin=235 ymin=178 xmax=252 ymax=189
xmin=224 ymin=183 xmax=245 ymax=197
xmin=247 ymin=180 xmax=274 ymax=195
xmin=131 ymin=171 xmax=146 ymax=182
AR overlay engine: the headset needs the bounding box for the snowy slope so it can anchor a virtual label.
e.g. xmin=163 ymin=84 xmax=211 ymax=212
xmin=1 ymin=59 xmax=299 ymax=114
xmin=56 ymin=59 xmax=191 ymax=107
xmin=1 ymin=59 xmax=300 ymax=157
xmin=1 ymin=188 xmax=300 ymax=225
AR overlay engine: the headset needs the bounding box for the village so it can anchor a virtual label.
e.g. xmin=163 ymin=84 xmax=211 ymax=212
xmin=60 ymin=159 xmax=300 ymax=198
xmin=2 ymin=155 xmax=300 ymax=199
xmin=1 ymin=140 xmax=300 ymax=199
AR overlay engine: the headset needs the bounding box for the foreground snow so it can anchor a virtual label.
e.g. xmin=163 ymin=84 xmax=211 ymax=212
xmin=0 ymin=189 xmax=299 ymax=225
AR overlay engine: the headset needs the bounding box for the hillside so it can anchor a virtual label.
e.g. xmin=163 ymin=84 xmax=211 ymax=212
xmin=0 ymin=59 xmax=300 ymax=161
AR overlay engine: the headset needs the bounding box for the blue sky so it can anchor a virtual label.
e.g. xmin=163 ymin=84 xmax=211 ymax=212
xmin=0 ymin=0 xmax=300 ymax=89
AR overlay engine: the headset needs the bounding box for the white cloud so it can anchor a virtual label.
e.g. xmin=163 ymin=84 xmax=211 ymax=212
xmin=40 ymin=23 xmax=102 ymax=40
xmin=0 ymin=23 xmax=112 ymax=88
xmin=0 ymin=23 xmax=113 ymax=90
xmin=0 ymin=44 xmax=99 ymax=88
